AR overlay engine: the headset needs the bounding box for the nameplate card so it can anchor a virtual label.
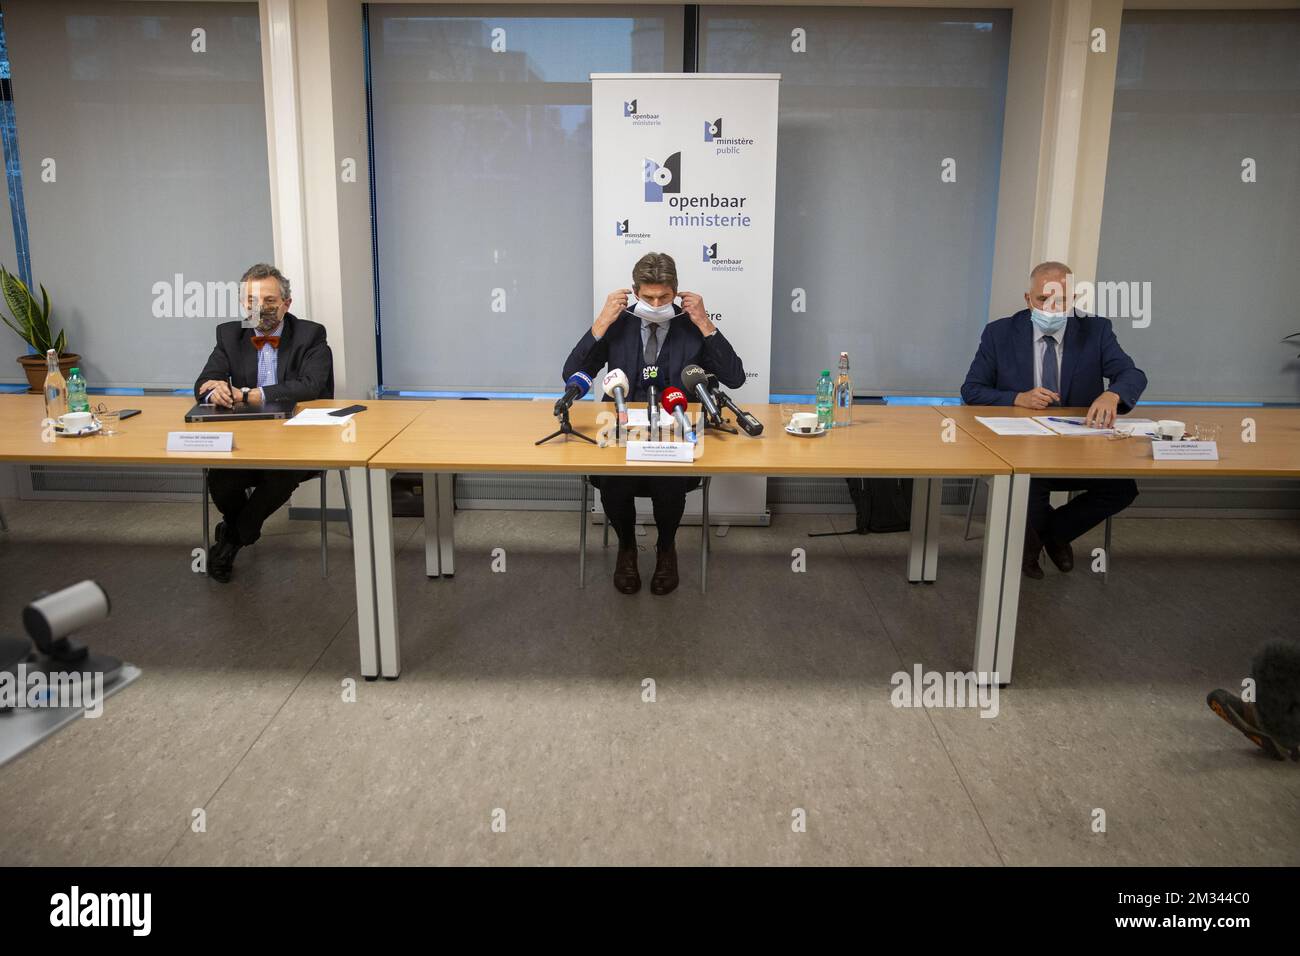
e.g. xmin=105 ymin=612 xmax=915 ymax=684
xmin=626 ymin=440 xmax=694 ymax=464
xmin=1151 ymin=440 xmax=1218 ymax=461
xmin=167 ymin=432 xmax=234 ymax=453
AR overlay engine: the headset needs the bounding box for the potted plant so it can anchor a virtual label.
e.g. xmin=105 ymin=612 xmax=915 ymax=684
xmin=0 ymin=265 xmax=78 ymax=393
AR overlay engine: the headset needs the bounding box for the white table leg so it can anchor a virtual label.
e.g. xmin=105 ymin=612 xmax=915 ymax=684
xmin=972 ymin=473 xmax=1029 ymax=686
xmin=369 ymin=468 xmax=401 ymax=678
xmin=994 ymin=473 xmax=1031 ymax=683
xmin=923 ymin=476 xmax=941 ymax=582
xmin=349 ymin=465 xmax=379 ymax=679
xmin=908 ymin=478 xmax=939 ymax=583
xmin=973 ymin=474 xmax=1010 ymax=681
xmin=422 ymin=471 xmax=440 ymax=577
xmin=437 ymin=473 xmax=455 ymax=576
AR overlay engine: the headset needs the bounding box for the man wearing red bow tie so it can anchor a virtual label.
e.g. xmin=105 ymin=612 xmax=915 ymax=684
xmin=193 ymin=263 xmax=334 ymax=582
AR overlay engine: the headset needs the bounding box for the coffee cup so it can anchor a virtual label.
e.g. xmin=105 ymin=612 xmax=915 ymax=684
xmin=1156 ymin=419 xmax=1185 ymax=441
xmin=59 ymin=411 xmax=93 ymax=432
xmin=790 ymin=412 xmax=820 ymax=434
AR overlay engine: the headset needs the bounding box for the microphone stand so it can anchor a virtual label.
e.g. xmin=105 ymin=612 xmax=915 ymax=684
xmin=700 ymin=386 xmax=739 ymax=434
xmin=701 ymin=408 xmax=739 ymax=435
xmin=536 ymin=405 xmax=598 ymax=446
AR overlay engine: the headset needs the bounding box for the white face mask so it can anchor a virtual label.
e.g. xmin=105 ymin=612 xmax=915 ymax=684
xmin=632 ymin=298 xmax=679 ymax=324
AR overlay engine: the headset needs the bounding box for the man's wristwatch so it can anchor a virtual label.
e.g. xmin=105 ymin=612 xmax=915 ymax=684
xmin=240 ymin=386 xmax=250 ymax=403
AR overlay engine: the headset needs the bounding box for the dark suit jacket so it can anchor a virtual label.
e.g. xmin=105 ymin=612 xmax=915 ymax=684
xmin=960 ymin=309 xmax=1147 ymax=412
xmin=193 ymin=312 xmax=334 ymax=404
xmin=562 ymin=309 xmax=746 ymax=403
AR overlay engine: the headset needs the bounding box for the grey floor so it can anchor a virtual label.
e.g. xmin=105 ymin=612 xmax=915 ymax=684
xmin=0 ymin=495 xmax=1297 ymax=866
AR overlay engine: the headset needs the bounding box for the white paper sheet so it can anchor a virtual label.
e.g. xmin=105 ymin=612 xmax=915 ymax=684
xmin=1034 ymin=416 xmax=1158 ymax=437
xmin=975 ymin=416 xmax=1055 ymax=436
xmin=284 ymin=408 xmax=354 ymax=426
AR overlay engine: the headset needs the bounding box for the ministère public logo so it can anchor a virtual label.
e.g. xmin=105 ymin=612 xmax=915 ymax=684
xmin=616 ymin=218 xmax=652 ymax=245
xmin=704 ymin=115 xmax=755 ymax=155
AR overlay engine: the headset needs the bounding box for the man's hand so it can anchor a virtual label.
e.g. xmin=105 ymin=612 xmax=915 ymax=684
xmin=593 ymin=288 xmax=632 ymax=338
xmin=248 ymin=387 xmax=265 ymax=405
xmin=1085 ymin=390 xmax=1121 ymax=428
xmin=679 ymin=291 xmax=716 ymax=336
xmin=1014 ymin=387 xmax=1060 ymax=410
xmin=200 ymin=380 xmax=235 ymax=408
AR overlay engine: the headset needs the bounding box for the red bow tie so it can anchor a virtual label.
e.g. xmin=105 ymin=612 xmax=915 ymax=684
xmin=251 ymin=335 xmax=281 ymax=349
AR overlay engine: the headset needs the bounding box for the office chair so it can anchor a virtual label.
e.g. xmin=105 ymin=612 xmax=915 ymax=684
xmin=578 ymin=476 xmax=712 ymax=592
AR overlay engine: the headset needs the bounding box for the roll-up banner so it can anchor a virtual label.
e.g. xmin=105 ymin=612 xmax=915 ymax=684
xmin=591 ymin=73 xmax=780 ymax=523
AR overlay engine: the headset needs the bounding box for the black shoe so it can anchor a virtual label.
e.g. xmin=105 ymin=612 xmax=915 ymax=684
xmin=1022 ymin=524 xmax=1044 ymax=580
xmin=1044 ymin=537 xmax=1074 ymax=573
xmin=613 ymin=549 xmax=641 ymax=594
xmin=209 ymin=525 xmax=241 ymax=584
xmin=650 ymin=547 xmax=679 ymax=595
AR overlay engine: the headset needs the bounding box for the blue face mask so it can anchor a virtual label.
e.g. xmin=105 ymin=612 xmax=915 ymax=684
xmin=1030 ymin=308 xmax=1069 ymax=335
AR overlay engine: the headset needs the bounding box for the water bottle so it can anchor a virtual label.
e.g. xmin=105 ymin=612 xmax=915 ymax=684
xmin=67 ymin=367 xmax=90 ymax=413
xmin=833 ymin=352 xmax=853 ymax=428
xmin=43 ymin=350 xmax=67 ymax=421
xmin=816 ymin=369 xmax=833 ymax=429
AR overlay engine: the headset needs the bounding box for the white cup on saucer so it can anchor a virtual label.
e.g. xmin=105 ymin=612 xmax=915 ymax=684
xmin=1155 ymin=419 xmax=1185 ymax=441
xmin=790 ymin=412 xmax=820 ymax=434
xmin=59 ymin=411 xmax=94 ymax=432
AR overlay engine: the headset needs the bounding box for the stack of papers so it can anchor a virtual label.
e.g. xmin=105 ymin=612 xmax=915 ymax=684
xmin=284 ymin=408 xmax=355 ymax=426
xmin=975 ymin=416 xmax=1055 ymax=436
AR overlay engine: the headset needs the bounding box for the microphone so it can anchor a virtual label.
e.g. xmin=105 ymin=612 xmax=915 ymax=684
xmin=680 ymin=364 xmax=719 ymax=420
xmin=710 ymin=380 xmax=764 ymax=436
xmin=601 ymin=368 xmax=629 ymax=425
xmin=642 ymin=365 xmax=660 ymax=439
xmin=661 ymin=387 xmax=696 ymax=443
xmin=554 ymin=371 xmax=592 ymax=417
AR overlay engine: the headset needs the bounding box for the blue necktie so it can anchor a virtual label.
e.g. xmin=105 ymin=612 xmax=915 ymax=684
xmin=1042 ymin=335 xmax=1059 ymax=400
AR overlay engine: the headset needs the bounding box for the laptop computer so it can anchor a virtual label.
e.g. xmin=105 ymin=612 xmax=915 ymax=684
xmin=184 ymin=401 xmax=297 ymax=423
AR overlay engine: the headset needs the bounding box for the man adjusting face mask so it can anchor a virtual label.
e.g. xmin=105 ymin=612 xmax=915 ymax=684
xmin=631 ymin=296 xmax=681 ymax=324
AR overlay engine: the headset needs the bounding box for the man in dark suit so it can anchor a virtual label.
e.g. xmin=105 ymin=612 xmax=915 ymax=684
xmin=194 ymin=263 xmax=334 ymax=583
xmin=961 ymin=261 xmax=1148 ymax=579
xmin=563 ymin=252 xmax=746 ymax=595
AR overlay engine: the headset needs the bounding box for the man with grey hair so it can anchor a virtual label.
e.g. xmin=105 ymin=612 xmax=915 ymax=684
xmin=961 ymin=260 xmax=1147 ymax=579
xmin=193 ymin=263 xmax=334 ymax=583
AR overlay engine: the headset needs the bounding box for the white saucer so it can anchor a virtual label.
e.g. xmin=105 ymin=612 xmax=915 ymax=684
xmin=785 ymin=423 xmax=827 ymax=438
xmin=54 ymin=421 xmax=102 ymax=437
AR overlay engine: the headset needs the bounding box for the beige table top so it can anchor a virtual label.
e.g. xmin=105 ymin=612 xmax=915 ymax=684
xmin=368 ymin=401 xmax=1010 ymax=476
xmin=937 ymin=405 xmax=1300 ymax=478
xmin=0 ymin=394 xmax=428 ymax=468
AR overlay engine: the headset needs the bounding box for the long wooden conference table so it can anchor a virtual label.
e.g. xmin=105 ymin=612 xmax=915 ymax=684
xmin=934 ymin=405 xmax=1300 ymax=681
xmin=0 ymin=394 xmax=427 ymax=677
xmin=367 ymin=401 xmax=1013 ymax=679
xmin=5 ymin=394 xmax=1296 ymax=685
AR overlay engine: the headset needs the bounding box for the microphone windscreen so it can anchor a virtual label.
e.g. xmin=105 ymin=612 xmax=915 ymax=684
xmin=602 ymin=368 xmax=629 ymax=395
xmin=681 ymin=364 xmax=709 ymax=393
xmin=661 ymin=387 xmax=687 ymax=412
xmin=566 ymin=371 xmax=592 ymax=398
